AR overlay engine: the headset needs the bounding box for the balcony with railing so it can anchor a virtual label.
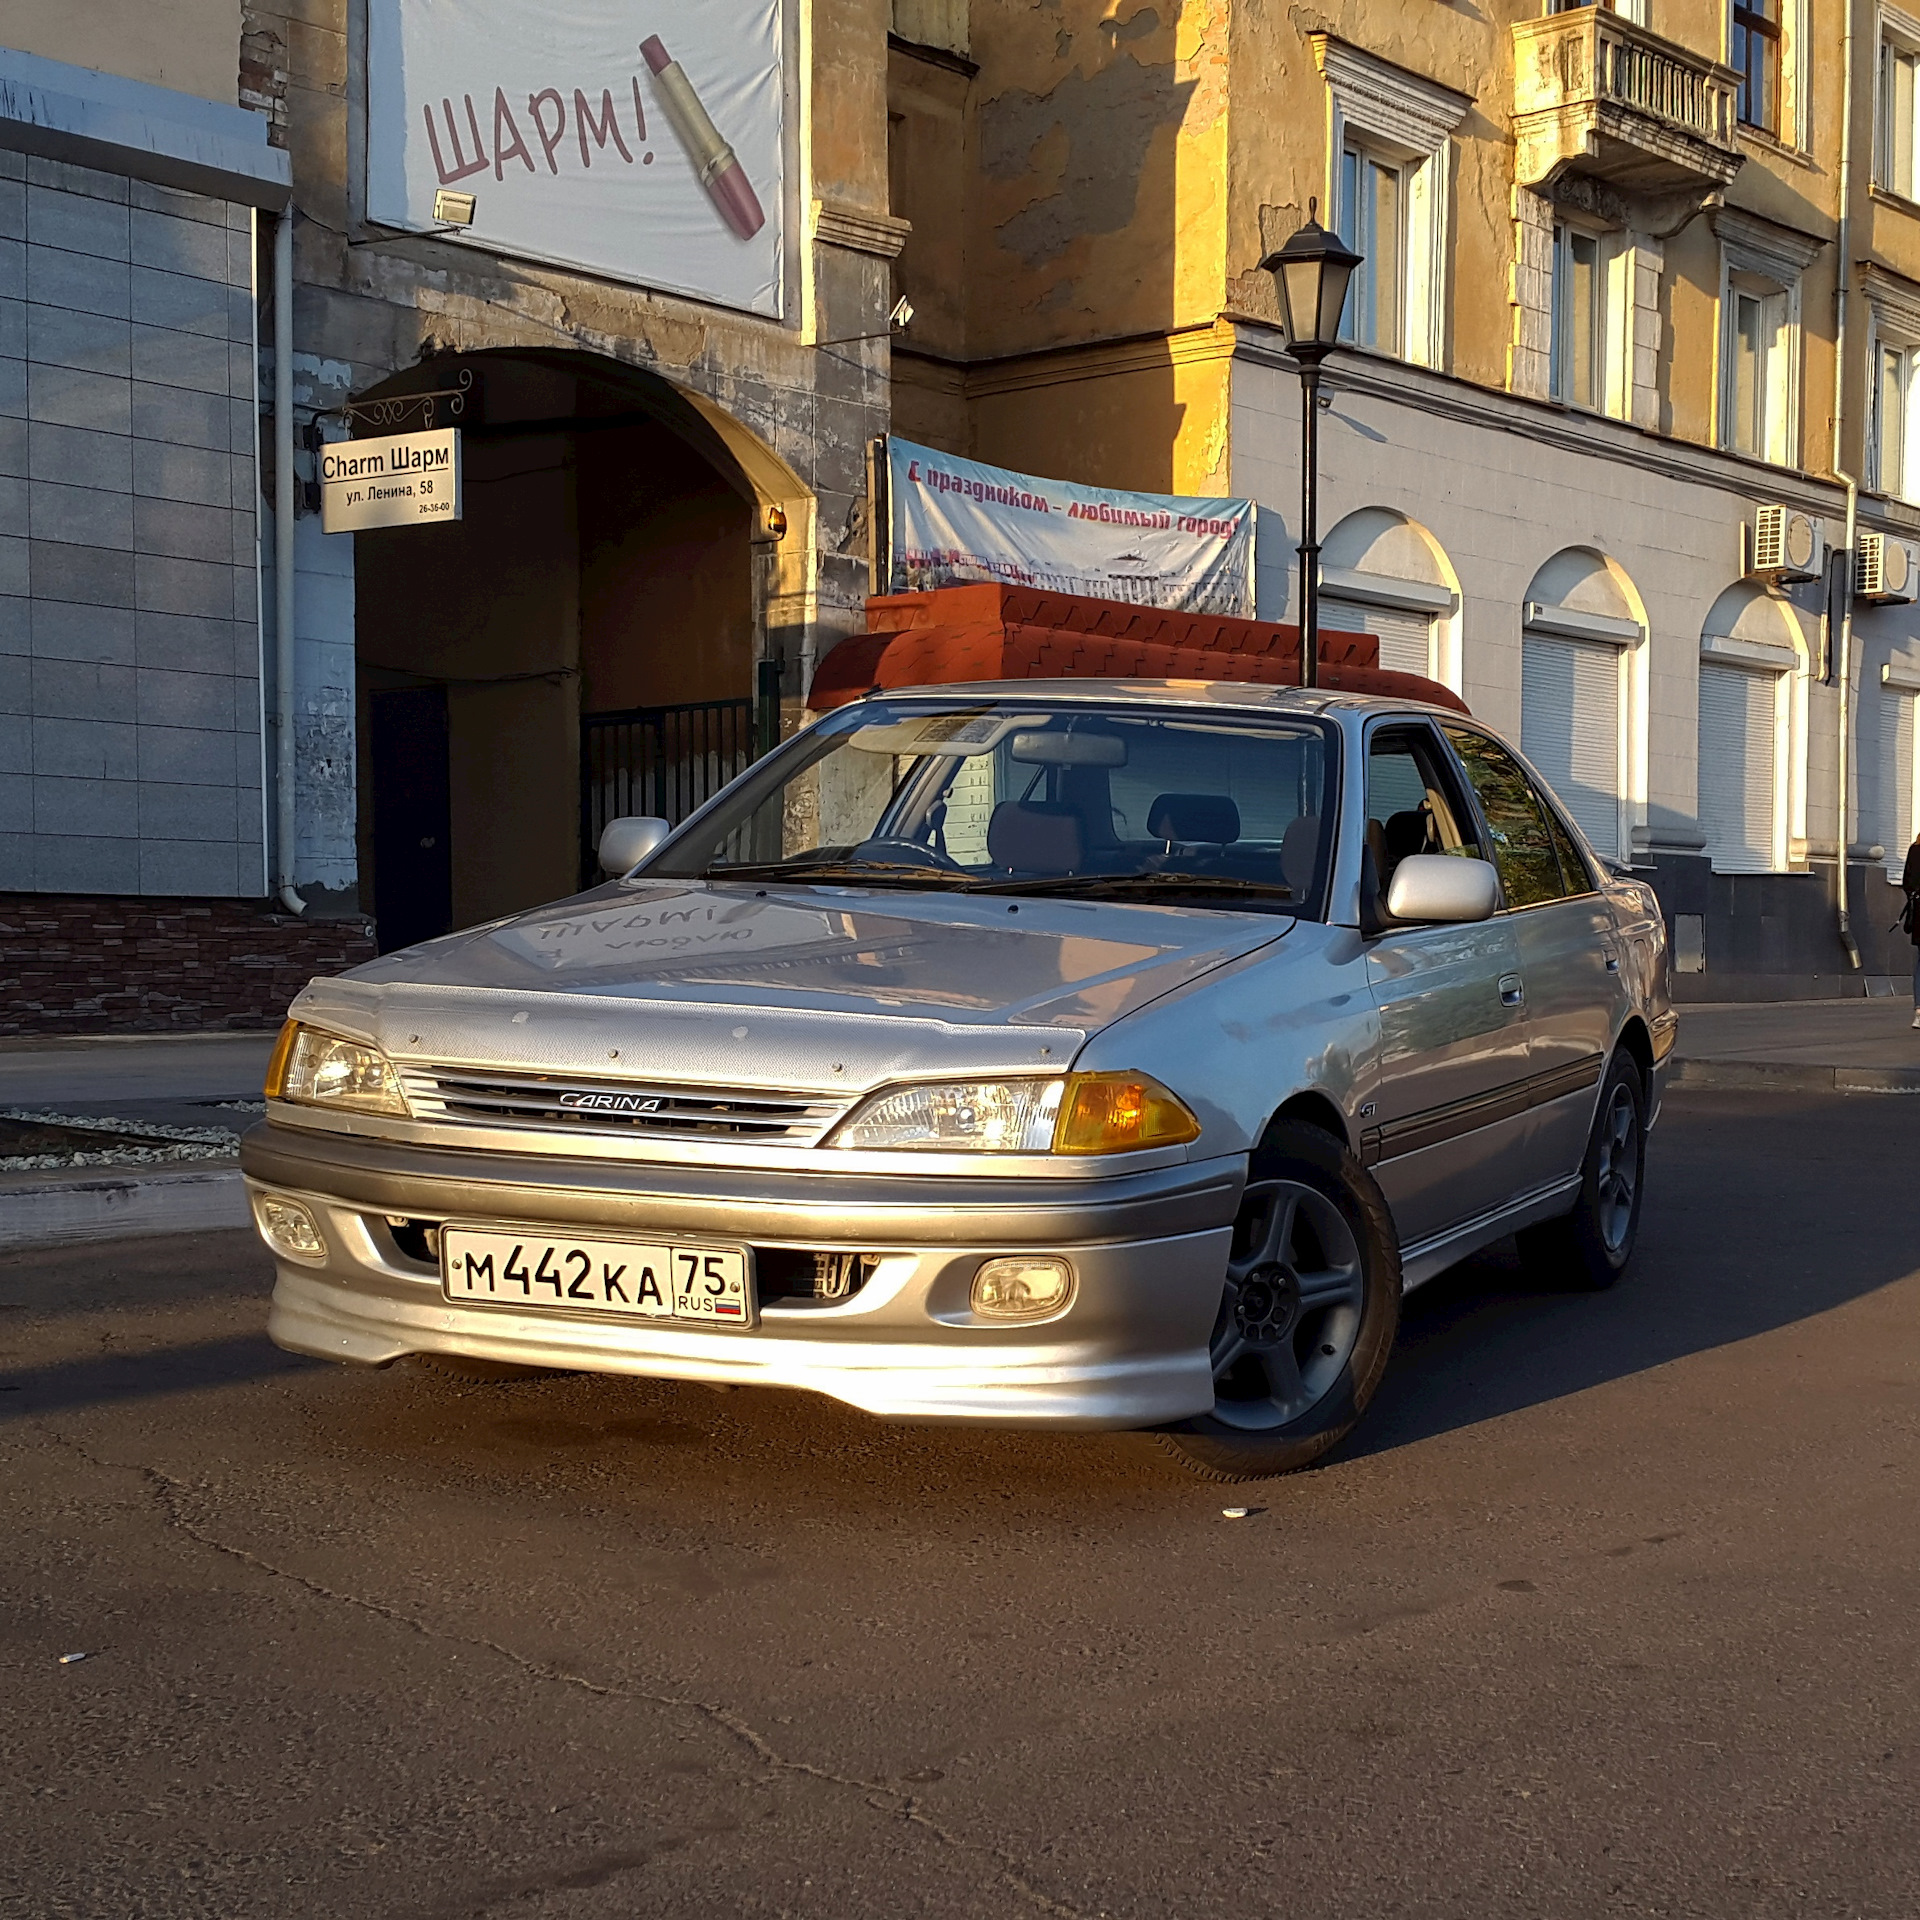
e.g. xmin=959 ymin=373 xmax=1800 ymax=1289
xmin=1512 ymin=6 xmax=1743 ymax=197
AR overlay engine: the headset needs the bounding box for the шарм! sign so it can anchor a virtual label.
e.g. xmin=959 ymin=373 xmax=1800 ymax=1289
xmin=366 ymin=0 xmax=785 ymax=320
xmin=320 ymin=428 xmax=462 ymax=534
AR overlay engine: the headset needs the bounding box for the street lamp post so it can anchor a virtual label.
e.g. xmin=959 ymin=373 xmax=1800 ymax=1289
xmin=1260 ymin=201 xmax=1362 ymax=690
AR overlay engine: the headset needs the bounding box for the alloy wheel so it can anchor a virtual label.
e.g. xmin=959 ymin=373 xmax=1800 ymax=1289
xmin=1208 ymin=1178 xmax=1366 ymax=1432
xmin=1594 ymin=1082 xmax=1640 ymax=1255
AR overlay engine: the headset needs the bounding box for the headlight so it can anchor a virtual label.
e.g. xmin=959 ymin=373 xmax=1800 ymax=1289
xmin=265 ymin=1020 xmax=409 ymax=1116
xmin=829 ymin=1079 xmax=1064 ymax=1152
xmin=828 ymin=1071 xmax=1199 ymax=1154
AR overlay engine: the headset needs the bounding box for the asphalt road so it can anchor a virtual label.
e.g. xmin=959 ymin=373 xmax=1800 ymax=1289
xmin=4 ymin=1088 xmax=1918 ymax=1920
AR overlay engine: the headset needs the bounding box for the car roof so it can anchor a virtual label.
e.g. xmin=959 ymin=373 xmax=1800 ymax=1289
xmin=848 ymin=678 xmax=1461 ymax=722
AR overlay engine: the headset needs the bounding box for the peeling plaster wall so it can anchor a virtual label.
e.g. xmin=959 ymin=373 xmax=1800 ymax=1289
xmin=3 ymin=0 xmax=244 ymax=109
xmin=968 ymin=0 xmax=1227 ymax=357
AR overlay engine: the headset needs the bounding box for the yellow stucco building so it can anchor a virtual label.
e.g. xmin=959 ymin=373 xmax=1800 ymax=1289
xmin=888 ymin=0 xmax=1920 ymax=993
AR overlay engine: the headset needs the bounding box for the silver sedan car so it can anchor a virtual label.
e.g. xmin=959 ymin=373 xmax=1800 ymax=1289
xmin=243 ymin=681 xmax=1674 ymax=1479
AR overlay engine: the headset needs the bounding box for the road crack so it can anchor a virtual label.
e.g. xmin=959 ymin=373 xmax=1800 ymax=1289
xmin=45 ymin=1430 xmax=1088 ymax=1918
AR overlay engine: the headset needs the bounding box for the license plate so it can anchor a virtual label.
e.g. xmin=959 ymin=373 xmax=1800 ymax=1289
xmin=440 ymin=1226 xmax=755 ymax=1328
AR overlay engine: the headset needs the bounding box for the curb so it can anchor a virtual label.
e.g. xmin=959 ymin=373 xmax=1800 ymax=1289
xmin=0 ymin=1162 xmax=248 ymax=1249
xmin=1669 ymin=1058 xmax=1920 ymax=1094
xmin=0 ymin=1032 xmax=276 ymax=1055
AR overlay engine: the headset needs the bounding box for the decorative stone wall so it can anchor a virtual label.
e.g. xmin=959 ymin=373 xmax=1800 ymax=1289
xmin=0 ymin=892 xmax=373 ymax=1035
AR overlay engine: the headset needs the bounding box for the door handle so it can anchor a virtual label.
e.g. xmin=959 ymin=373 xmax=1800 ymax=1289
xmin=1499 ymin=973 xmax=1525 ymax=1007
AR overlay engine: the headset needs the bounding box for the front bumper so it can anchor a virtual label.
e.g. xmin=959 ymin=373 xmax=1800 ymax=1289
xmin=241 ymin=1122 xmax=1244 ymax=1429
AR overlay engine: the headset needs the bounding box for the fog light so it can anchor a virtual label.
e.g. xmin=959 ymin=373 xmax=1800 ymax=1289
xmin=970 ymin=1256 xmax=1073 ymax=1321
xmin=254 ymin=1195 xmax=326 ymax=1264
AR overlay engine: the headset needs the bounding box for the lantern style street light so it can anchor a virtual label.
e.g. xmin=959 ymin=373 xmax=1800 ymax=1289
xmin=1260 ymin=201 xmax=1362 ymax=689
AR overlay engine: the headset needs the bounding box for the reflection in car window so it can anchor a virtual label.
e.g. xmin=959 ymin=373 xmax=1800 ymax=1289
xmin=1542 ymin=803 xmax=1595 ymax=897
xmin=1443 ymin=726 xmax=1570 ymax=909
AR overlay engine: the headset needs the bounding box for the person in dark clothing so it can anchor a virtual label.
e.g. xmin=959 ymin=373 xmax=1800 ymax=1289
xmin=1906 ymin=834 xmax=1920 ymax=1028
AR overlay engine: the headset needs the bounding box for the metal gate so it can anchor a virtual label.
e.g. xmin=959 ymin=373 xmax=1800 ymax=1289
xmin=579 ymin=698 xmax=757 ymax=883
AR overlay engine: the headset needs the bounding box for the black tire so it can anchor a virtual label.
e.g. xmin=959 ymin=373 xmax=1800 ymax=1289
xmin=1515 ymin=1050 xmax=1646 ymax=1292
xmin=410 ymin=1353 xmax=563 ymax=1383
xmin=1157 ymin=1120 xmax=1401 ymax=1482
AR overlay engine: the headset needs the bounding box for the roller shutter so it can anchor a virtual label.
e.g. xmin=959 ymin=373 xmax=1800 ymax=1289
xmin=1522 ymin=634 xmax=1622 ymax=858
xmin=1320 ymin=598 xmax=1432 ymax=676
xmin=1879 ymin=686 xmax=1916 ymax=871
xmin=1696 ymin=662 xmax=1778 ymax=873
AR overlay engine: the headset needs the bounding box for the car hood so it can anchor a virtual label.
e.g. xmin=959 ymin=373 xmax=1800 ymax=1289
xmin=296 ymin=880 xmax=1292 ymax=1093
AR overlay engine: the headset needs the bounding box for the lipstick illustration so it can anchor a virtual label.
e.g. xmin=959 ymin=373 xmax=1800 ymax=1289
xmin=641 ymin=35 xmax=766 ymax=241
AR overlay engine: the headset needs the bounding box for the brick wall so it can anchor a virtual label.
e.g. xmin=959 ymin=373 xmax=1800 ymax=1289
xmin=0 ymin=892 xmax=374 ymax=1035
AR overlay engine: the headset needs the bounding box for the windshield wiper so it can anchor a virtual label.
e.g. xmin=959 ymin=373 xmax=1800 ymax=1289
xmin=962 ymin=871 xmax=1293 ymax=902
xmin=696 ymin=860 xmax=973 ymax=887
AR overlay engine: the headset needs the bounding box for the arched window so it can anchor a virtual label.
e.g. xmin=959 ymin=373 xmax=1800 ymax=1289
xmin=1520 ymin=550 xmax=1646 ymax=861
xmin=1318 ymin=507 xmax=1463 ymax=689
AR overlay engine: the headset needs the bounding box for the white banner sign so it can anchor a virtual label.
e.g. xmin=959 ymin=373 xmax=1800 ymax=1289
xmin=888 ymin=438 xmax=1256 ymax=617
xmin=367 ymin=0 xmax=785 ymax=318
xmin=320 ymin=429 xmax=462 ymax=533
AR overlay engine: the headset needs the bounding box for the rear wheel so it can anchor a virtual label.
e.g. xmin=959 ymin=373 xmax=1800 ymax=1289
xmin=1158 ymin=1121 xmax=1401 ymax=1482
xmin=1516 ymin=1051 xmax=1646 ymax=1291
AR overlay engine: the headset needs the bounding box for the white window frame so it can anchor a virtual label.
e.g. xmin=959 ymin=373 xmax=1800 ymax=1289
xmin=1864 ymin=266 xmax=1920 ymax=500
xmin=1549 ymin=219 xmax=1631 ymax=417
xmin=1712 ymin=209 xmax=1820 ymax=467
xmin=1871 ymin=335 xmax=1920 ymax=499
xmin=1312 ymin=37 xmax=1471 ymax=371
xmin=1554 ymin=0 xmax=1650 ymax=22
xmin=1878 ymin=9 xmax=1920 ymax=197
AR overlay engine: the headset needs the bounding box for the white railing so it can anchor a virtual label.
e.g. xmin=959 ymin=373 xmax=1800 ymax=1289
xmin=1595 ymin=15 xmax=1735 ymax=147
xmin=1512 ymin=7 xmax=1741 ymax=188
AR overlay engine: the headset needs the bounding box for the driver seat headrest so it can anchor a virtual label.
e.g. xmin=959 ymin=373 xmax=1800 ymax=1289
xmin=1147 ymin=793 xmax=1241 ymax=844
xmin=987 ymin=801 xmax=1084 ymax=874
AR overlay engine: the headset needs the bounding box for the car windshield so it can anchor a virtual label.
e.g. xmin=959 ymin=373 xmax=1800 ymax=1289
xmin=647 ymin=696 xmax=1339 ymax=917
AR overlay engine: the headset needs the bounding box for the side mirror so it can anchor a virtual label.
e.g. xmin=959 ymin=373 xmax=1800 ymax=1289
xmin=1385 ymin=854 xmax=1500 ymax=925
xmin=598 ymin=816 xmax=671 ymax=875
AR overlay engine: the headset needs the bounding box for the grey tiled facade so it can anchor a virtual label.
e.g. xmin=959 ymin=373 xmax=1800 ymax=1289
xmin=0 ymin=150 xmax=263 ymax=898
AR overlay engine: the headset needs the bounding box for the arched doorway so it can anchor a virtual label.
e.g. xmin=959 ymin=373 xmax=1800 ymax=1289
xmin=349 ymin=350 xmax=811 ymax=951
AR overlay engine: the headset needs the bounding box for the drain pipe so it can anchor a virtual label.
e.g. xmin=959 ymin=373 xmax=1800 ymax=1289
xmin=272 ymin=205 xmax=304 ymax=918
xmin=1832 ymin=0 xmax=1862 ymax=970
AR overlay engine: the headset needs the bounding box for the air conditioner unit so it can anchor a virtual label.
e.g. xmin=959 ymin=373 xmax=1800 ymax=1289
xmin=1857 ymin=530 xmax=1920 ymax=603
xmin=1753 ymin=504 xmax=1825 ymax=581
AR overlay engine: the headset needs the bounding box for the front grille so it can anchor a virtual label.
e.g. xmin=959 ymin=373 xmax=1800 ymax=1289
xmin=400 ymin=1068 xmax=848 ymax=1145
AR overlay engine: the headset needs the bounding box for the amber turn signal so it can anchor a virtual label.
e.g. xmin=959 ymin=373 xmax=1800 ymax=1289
xmin=264 ymin=1019 xmax=299 ymax=1100
xmin=1052 ymin=1071 xmax=1201 ymax=1155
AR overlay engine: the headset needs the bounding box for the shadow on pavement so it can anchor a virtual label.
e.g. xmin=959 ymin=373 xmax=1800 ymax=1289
xmin=5 ymin=1093 xmax=1915 ymax=1481
xmin=0 ymin=1332 xmax=315 ymax=1420
xmin=1348 ymin=1088 xmax=1920 ymax=1459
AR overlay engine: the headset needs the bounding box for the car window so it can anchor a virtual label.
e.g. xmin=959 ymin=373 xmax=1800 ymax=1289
xmin=653 ymin=697 xmax=1341 ymax=917
xmin=1365 ymin=725 xmax=1481 ymax=892
xmin=1441 ymin=725 xmax=1573 ymax=909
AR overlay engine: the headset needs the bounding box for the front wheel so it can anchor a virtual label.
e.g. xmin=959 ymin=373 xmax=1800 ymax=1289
xmin=1516 ymin=1051 xmax=1646 ymax=1291
xmin=1157 ymin=1121 xmax=1401 ymax=1482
